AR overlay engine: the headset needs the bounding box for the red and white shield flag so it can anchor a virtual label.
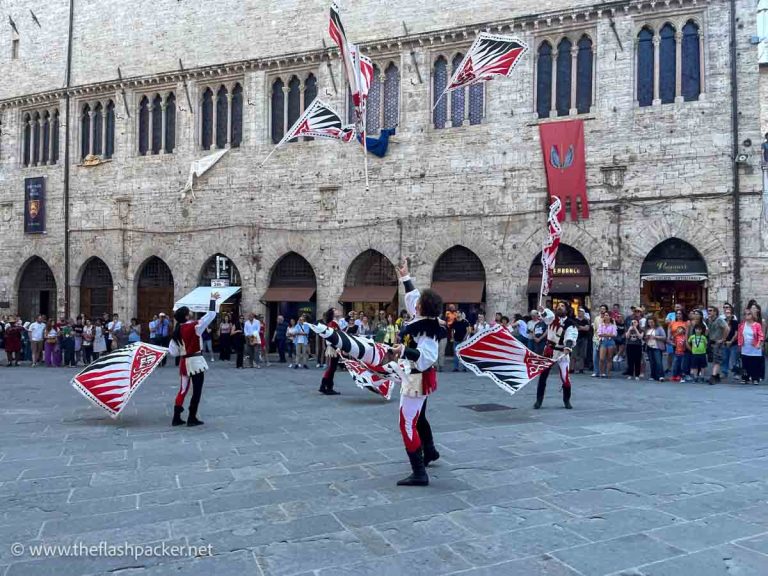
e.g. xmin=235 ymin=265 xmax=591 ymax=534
xmin=446 ymin=32 xmax=528 ymax=91
xmin=540 ymin=197 xmax=563 ymax=297
xmin=277 ymin=98 xmax=355 ymax=146
xmin=456 ymin=325 xmax=554 ymax=397
xmin=71 ymin=343 xmax=168 ymax=418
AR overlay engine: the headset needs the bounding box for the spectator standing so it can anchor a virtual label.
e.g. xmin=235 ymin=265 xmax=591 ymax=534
xmin=4 ymin=317 xmax=22 ymax=366
xmin=573 ymin=308 xmax=591 ymax=374
xmin=687 ymin=324 xmax=708 ymax=383
xmin=244 ymin=313 xmax=261 ymax=368
xmin=73 ymin=316 xmax=84 ymax=365
xmin=383 ymin=314 xmax=397 ymax=347
xmin=157 ymin=313 xmax=170 ymax=366
xmin=201 ymin=322 xmax=214 ymax=362
xmin=531 ymin=313 xmax=548 ymax=355
xmin=44 ymin=320 xmax=59 ymax=367
xmin=61 ymin=321 xmax=76 ymax=367
xmin=611 ymin=304 xmax=626 ymax=364
xmin=738 ymin=309 xmax=765 ymax=384
xmin=644 ymin=317 xmax=666 ymax=382
xmin=286 ymin=318 xmax=297 ymax=367
xmin=452 ymin=312 xmax=470 ymax=372
xmin=667 ymin=310 xmax=689 ymax=379
xmin=108 ymin=314 xmax=124 ymax=351
xmin=231 ymin=316 xmax=245 ymax=369
xmin=625 ymin=318 xmax=644 ymax=380
xmin=219 ymin=314 xmax=232 ymax=361
xmin=28 ymin=316 xmax=45 ymax=367
xmin=597 ymin=312 xmax=617 ymax=378
xmin=272 ymin=315 xmax=288 ymax=363
xmin=92 ymin=319 xmax=107 ymax=360
xmin=128 ymin=318 xmax=142 ymax=344
xmin=82 ymin=319 xmax=94 ymax=364
xmin=293 ymin=315 xmax=310 ymax=369
xmin=591 ymin=305 xmax=607 ymax=377
xmin=148 ymin=315 xmax=159 ymax=346
xmin=513 ymin=314 xmax=529 ymax=348
xmin=474 ymin=313 xmax=490 ymax=335
xmin=671 ymin=325 xmax=687 ymax=381
xmin=706 ymin=306 xmax=728 ymax=384
xmin=258 ymin=315 xmax=270 ymax=367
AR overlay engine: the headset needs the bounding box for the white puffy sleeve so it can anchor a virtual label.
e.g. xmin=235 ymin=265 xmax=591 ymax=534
xmin=564 ymin=325 xmax=579 ymax=349
xmin=541 ymin=308 xmax=555 ymax=326
xmin=402 ymin=335 xmax=439 ymax=372
xmin=194 ymin=298 xmax=218 ymax=337
xmin=401 ymin=275 xmax=420 ymax=317
xmin=168 ymin=338 xmax=181 ymax=357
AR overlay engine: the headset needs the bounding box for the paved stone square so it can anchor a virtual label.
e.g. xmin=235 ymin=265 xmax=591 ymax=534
xmin=1 ymin=362 xmax=768 ymax=576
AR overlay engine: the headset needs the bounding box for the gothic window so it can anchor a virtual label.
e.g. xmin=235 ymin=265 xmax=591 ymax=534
xmin=105 ymin=101 xmax=115 ymax=159
xmin=450 ymin=54 xmax=466 ymax=126
xmin=271 ymin=79 xmax=284 ymax=144
xmin=92 ymin=102 xmax=103 ymax=157
xmin=215 ymin=85 xmax=228 ymax=149
xmin=636 ymin=19 xmax=703 ymax=107
xmin=80 ymin=104 xmax=90 ymax=160
xmin=270 ymin=73 xmax=318 ymax=144
xmin=230 ymin=84 xmax=242 ymax=147
xmin=432 ymin=56 xmax=448 ymax=129
xmin=31 ymin=112 xmax=40 ymax=166
xmin=367 ymin=65 xmax=382 ymax=135
xmin=41 ymin=111 xmax=50 ymax=164
xmin=659 ymin=23 xmax=677 ymax=104
xmin=164 ymin=93 xmax=176 ymax=153
xmin=537 ymin=34 xmax=594 ymax=119
xmin=556 ymin=38 xmax=572 ymax=116
xmin=51 ymin=110 xmax=59 ymax=164
xmin=536 ymin=42 xmax=553 ymax=119
xmin=201 ymin=88 xmax=213 ymax=150
xmin=138 ymin=96 xmax=150 ymax=155
xmin=681 ymin=20 xmax=701 ymax=101
xmin=468 ymin=83 xmax=483 ymax=125
xmin=637 ymin=27 xmax=654 ymax=107
xmin=576 ymin=35 xmax=593 ymax=114
xmin=22 ymin=114 xmax=31 ymax=166
xmin=151 ymin=94 xmax=163 ymax=154
xmin=383 ymin=62 xmax=400 ymax=129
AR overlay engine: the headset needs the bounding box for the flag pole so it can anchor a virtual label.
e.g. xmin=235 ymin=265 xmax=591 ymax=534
xmin=260 ymin=146 xmax=280 ymax=167
xmin=362 ymin=130 xmax=370 ymax=191
xmin=432 ymin=86 xmax=449 ymax=112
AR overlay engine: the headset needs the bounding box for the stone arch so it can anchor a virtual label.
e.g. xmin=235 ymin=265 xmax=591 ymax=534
xmin=16 ymin=255 xmax=57 ymax=321
xmin=430 ymin=245 xmax=487 ymax=307
xmin=340 ymin=249 xmax=398 ymax=316
xmin=135 ymin=256 xmax=175 ymax=337
xmin=78 ymin=257 xmax=114 ymax=320
xmin=198 ymin=253 xmax=243 ymax=286
xmin=528 ymin=243 xmax=591 ymax=312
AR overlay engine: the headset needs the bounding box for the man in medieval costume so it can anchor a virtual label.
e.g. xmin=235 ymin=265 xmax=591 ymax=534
xmin=168 ymin=291 xmax=220 ymax=426
xmin=534 ymin=303 xmax=578 ymax=410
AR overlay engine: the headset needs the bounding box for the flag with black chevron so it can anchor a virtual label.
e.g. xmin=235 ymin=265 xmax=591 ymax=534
xmin=456 ymin=325 xmax=554 ymax=397
xmin=446 ymin=32 xmax=528 ymax=91
xmin=71 ymin=343 xmax=168 ymax=418
xmin=276 ymin=98 xmax=355 ymax=147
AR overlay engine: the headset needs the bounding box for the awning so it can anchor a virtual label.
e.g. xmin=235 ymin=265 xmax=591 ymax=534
xmin=641 ymin=274 xmax=708 ymax=282
xmin=262 ymin=286 xmax=316 ymax=302
xmin=338 ymin=285 xmax=397 ymax=303
xmin=431 ymin=281 xmax=485 ymax=303
xmin=174 ymin=286 xmax=241 ymax=312
xmin=527 ymin=277 xmax=591 ymax=294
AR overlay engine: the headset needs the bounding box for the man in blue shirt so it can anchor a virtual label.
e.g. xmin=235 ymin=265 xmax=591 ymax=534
xmin=158 ymin=312 xmax=171 ymax=366
xmin=293 ymin=315 xmax=310 ymax=369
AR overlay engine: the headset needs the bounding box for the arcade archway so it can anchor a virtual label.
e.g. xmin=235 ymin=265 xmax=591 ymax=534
xmin=528 ymin=244 xmax=591 ymax=314
xmin=79 ymin=257 xmax=113 ymax=320
xmin=340 ymin=249 xmax=398 ymax=318
xmin=18 ymin=256 xmax=57 ymax=321
xmin=640 ymin=238 xmax=708 ymax=317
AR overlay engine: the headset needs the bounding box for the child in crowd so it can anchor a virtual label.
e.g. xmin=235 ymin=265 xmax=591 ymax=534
xmin=672 ymin=326 xmax=687 ymax=382
xmin=687 ymin=324 xmax=708 ymax=383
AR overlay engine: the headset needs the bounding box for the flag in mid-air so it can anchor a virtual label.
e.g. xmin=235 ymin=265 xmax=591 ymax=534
xmin=445 ymin=32 xmax=528 ymax=91
xmin=456 ymin=325 xmax=554 ymax=397
xmin=275 ymin=98 xmax=355 ymax=147
xmin=540 ymin=197 xmax=563 ymax=297
xmin=71 ymin=343 xmax=168 ymax=418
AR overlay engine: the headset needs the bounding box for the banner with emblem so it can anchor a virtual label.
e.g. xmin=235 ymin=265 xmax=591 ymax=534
xmin=539 ymin=119 xmax=588 ymax=221
xmin=24 ymin=177 xmax=46 ymax=234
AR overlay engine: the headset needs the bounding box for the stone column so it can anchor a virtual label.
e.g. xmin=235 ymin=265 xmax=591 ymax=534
xmin=148 ymin=100 xmax=155 ymax=154
xmin=550 ymin=52 xmax=557 ymax=117
xmin=698 ymin=30 xmax=706 ymax=99
xmin=48 ymin=109 xmax=55 ymax=163
xmin=675 ymin=31 xmax=683 ymax=103
xmin=652 ymin=36 xmax=661 ymax=105
xmin=224 ymin=89 xmax=232 ymax=147
xmin=88 ymin=108 xmax=95 ymax=156
xmin=298 ymin=81 xmax=306 ymax=141
xmin=570 ymin=43 xmax=578 ymax=115
xmin=211 ymin=89 xmax=218 ymax=149
xmin=160 ymin=98 xmax=167 ymax=154
xmin=282 ymin=85 xmax=290 ymax=137
xmin=101 ymin=103 xmax=108 ymax=157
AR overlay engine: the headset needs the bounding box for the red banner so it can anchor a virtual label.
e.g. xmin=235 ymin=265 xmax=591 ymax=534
xmin=539 ymin=120 xmax=588 ymax=221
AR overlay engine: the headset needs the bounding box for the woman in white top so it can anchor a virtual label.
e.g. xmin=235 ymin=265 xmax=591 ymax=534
xmin=92 ymin=319 xmax=107 ymax=358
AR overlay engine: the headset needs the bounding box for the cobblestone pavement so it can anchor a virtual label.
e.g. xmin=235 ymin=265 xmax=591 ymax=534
xmin=1 ymin=361 xmax=768 ymax=576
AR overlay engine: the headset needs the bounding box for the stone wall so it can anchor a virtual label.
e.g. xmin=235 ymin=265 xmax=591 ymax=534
xmin=1 ymin=0 xmax=767 ymax=321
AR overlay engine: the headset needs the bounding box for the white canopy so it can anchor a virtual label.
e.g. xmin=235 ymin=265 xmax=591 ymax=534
xmin=174 ymin=286 xmax=241 ymax=313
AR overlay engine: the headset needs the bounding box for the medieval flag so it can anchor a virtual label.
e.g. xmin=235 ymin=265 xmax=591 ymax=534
xmin=456 ymin=325 xmax=555 ymax=397
xmin=341 ymin=357 xmax=395 ymax=400
xmin=434 ymin=32 xmax=528 ymax=108
xmin=71 ymin=343 xmax=168 ymax=418
xmin=539 ymin=119 xmax=589 ymax=221
xmin=540 ymin=196 xmax=563 ymax=298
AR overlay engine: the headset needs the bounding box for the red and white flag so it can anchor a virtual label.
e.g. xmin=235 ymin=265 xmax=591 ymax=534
xmin=456 ymin=325 xmax=555 ymax=397
xmin=275 ymin=98 xmax=354 ymax=147
xmin=445 ymin=32 xmax=528 ymax=92
xmin=71 ymin=343 xmax=167 ymax=418
xmin=540 ymin=197 xmax=563 ymax=297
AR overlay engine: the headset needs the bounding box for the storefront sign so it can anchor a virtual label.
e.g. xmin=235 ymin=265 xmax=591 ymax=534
xmin=640 ymin=259 xmax=707 ymax=276
xmin=24 ymin=177 xmax=45 ymax=234
xmin=529 ymin=264 xmax=589 ymax=277
xmin=211 ymin=279 xmax=230 ymax=287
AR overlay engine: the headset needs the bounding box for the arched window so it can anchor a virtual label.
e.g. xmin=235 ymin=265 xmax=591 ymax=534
xmin=468 ymin=83 xmax=483 ymax=126
xmin=22 ymin=113 xmax=31 ymax=167
xmin=433 ymin=56 xmax=448 ymax=129
xmin=31 ymin=112 xmax=40 ymax=166
xmin=41 ymin=111 xmax=50 ymax=164
xmin=303 ymin=75 xmax=317 ymax=142
xmin=80 ymin=257 xmax=114 ymax=320
xmin=18 ymin=256 xmax=57 ymax=321
xmin=536 ymin=41 xmax=553 ymax=119
xmin=682 ymin=20 xmax=701 ymax=101
xmin=556 ymin=38 xmax=572 ymax=116
xmin=151 ymin=94 xmax=162 ymax=154
xmin=138 ymin=96 xmax=150 ymax=155
xmin=201 ymin=88 xmax=213 ymax=150
xmin=287 ymin=76 xmax=301 ymax=143
xmin=105 ymin=101 xmax=115 ymax=159
xmin=163 ymin=93 xmax=175 ymax=154
xmin=271 ymin=78 xmax=285 ymax=144
xmin=367 ymin=65 xmax=382 ymax=135
xmin=215 ymin=85 xmax=228 ymax=149
xmin=576 ymin=35 xmax=593 ymax=114
xmin=51 ymin=110 xmax=59 ymax=164
xmin=230 ymin=84 xmax=242 ymax=148
xmin=383 ymin=63 xmax=399 ymax=129
xmin=450 ymin=53 xmax=466 ymax=127
xmin=92 ymin=102 xmax=103 ymax=157
xmin=80 ymin=105 xmax=90 ymax=160
xmin=637 ymin=27 xmax=654 ymax=107
xmin=659 ymin=23 xmax=677 ymax=104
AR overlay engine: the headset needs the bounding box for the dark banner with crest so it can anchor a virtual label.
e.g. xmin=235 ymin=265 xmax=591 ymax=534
xmin=24 ymin=177 xmax=45 ymax=234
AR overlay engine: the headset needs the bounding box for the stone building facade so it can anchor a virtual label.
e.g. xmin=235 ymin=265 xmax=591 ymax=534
xmin=0 ymin=0 xmax=766 ymax=327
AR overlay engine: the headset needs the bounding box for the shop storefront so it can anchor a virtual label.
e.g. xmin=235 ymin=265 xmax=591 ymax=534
xmin=527 ymin=245 xmax=591 ymax=315
xmin=640 ymin=239 xmax=708 ymax=317
xmin=339 ymin=250 xmax=398 ymax=319
xmin=263 ymin=252 xmax=317 ymax=351
xmin=431 ymin=245 xmax=486 ymax=324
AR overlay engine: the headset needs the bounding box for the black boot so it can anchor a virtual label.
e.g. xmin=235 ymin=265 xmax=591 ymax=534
xmin=423 ymin=445 xmax=440 ymax=467
xmin=171 ymin=405 xmax=185 ymax=426
xmin=563 ymin=386 xmax=573 ymax=409
xmin=397 ymin=449 xmax=429 ymax=486
xmin=187 ymin=374 xmax=204 ymax=426
xmin=534 ymin=371 xmax=547 ymax=409
xmin=318 ymin=377 xmax=328 ymax=394
xmin=416 ymin=405 xmax=437 ymax=465
xmin=187 ymin=412 xmax=204 ymax=427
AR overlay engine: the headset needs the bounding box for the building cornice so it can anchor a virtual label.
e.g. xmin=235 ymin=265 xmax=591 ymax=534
xmin=0 ymin=0 xmax=711 ymax=109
